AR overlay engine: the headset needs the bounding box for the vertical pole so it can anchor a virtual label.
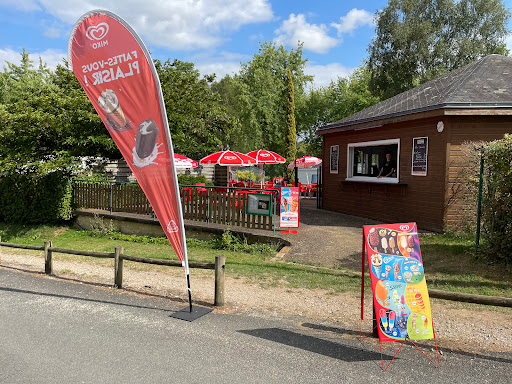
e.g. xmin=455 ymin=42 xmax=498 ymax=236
xmin=0 ymin=235 xmax=2 ymax=263
xmin=109 ymin=182 xmax=113 ymax=215
xmin=114 ymin=246 xmax=124 ymax=288
xmin=44 ymin=240 xmax=53 ymax=275
xmin=214 ymin=254 xmax=226 ymax=307
xmin=187 ymin=273 xmax=193 ymax=312
xmin=476 ymin=146 xmax=485 ymax=248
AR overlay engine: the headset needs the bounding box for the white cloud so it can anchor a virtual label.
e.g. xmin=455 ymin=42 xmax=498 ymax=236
xmin=331 ymin=8 xmax=374 ymax=36
xmin=274 ymin=14 xmax=339 ymax=54
xmin=0 ymin=48 xmax=66 ymax=70
xmin=0 ymin=0 xmax=41 ymax=11
xmin=24 ymin=0 xmax=274 ymax=50
xmin=305 ymin=62 xmax=353 ymax=89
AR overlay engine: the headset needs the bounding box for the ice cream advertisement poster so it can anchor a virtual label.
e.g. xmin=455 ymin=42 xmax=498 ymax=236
xmin=68 ymin=10 xmax=188 ymax=272
xmin=279 ymin=187 xmax=300 ymax=228
xmin=363 ymin=223 xmax=434 ymax=342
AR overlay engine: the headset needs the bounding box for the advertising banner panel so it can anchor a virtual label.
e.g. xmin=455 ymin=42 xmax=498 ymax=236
xmin=363 ymin=223 xmax=434 ymax=342
xmin=279 ymin=187 xmax=300 ymax=228
xmin=68 ymin=10 xmax=188 ymax=274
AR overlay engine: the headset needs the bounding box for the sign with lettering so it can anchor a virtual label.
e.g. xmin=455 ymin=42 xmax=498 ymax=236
xmin=411 ymin=137 xmax=428 ymax=176
xmin=363 ymin=223 xmax=434 ymax=342
xmin=247 ymin=193 xmax=273 ymax=216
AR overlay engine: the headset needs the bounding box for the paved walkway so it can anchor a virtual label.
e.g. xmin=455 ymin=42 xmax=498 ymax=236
xmin=277 ymin=198 xmax=380 ymax=269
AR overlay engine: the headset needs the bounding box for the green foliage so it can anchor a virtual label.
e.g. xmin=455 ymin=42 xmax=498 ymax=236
xmin=213 ymin=230 xmax=277 ymax=257
xmin=284 ymin=68 xmax=297 ymax=182
xmin=155 ymin=59 xmax=234 ymax=159
xmin=0 ymin=169 xmax=73 ymax=224
xmin=368 ymin=0 xmax=510 ymax=99
xmin=212 ymin=42 xmax=312 ymax=156
xmin=177 ymin=174 xmax=214 ymax=186
xmin=235 ymin=170 xmax=259 ymax=182
xmin=480 ymin=134 xmax=512 ymax=263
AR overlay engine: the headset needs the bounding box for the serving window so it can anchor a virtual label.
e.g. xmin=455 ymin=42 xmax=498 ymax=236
xmin=346 ymin=139 xmax=400 ymax=183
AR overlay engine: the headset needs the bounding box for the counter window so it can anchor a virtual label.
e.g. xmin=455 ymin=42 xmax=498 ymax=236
xmin=347 ymin=139 xmax=400 ymax=183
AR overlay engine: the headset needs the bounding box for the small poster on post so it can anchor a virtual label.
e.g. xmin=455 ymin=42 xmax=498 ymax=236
xmin=279 ymin=187 xmax=300 ymax=229
xmin=330 ymin=145 xmax=339 ymax=174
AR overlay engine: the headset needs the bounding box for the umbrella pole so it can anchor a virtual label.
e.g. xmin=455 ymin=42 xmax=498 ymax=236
xmin=260 ymin=164 xmax=264 ymax=188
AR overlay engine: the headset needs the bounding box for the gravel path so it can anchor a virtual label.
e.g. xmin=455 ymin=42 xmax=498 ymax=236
xmin=1 ymin=251 xmax=511 ymax=355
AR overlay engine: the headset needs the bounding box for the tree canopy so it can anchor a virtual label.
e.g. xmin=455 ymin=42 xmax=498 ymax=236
xmin=368 ymin=0 xmax=511 ymax=99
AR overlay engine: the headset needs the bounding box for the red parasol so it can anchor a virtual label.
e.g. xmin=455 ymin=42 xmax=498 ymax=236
xmin=174 ymin=153 xmax=198 ymax=168
xmin=247 ymin=150 xmax=285 ymax=187
xmin=200 ymin=150 xmax=257 ymax=166
xmin=200 ymin=151 xmax=257 ymax=184
xmin=287 ymin=156 xmax=322 ymax=169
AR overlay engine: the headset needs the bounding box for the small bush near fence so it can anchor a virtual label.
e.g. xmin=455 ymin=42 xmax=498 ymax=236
xmin=0 ymin=169 xmax=73 ymax=224
xmin=177 ymin=174 xmax=214 ymax=186
xmin=480 ymin=135 xmax=512 ymax=264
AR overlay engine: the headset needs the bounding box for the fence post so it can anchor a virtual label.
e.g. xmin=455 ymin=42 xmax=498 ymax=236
xmin=0 ymin=235 xmax=2 ymax=263
xmin=214 ymin=254 xmax=226 ymax=306
xmin=44 ymin=240 xmax=53 ymax=275
xmin=114 ymin=246 xmax=124 ymax=288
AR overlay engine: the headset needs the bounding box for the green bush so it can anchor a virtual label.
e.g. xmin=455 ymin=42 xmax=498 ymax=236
xmin=236 ymin=170 xmax=259 ymax=182
xmin=177 ymin=174 xmax=214 ymax=186
xmin=480 ymin=134 xmax=512 ymax=263
xmin=0 ymin=169 xmax=73 ymax=224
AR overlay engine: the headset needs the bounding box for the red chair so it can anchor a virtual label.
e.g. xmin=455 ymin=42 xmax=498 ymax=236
xmin=196 ymin=183 xmax=207 ymax=192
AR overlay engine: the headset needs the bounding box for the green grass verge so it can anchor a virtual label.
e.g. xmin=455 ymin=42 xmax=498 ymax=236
xmin=1 ymin=224 xmax=511 ymax=297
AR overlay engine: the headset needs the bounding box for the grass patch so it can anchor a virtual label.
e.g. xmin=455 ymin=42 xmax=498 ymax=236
xmin=1 ymin=224 xmax=511 ymax=297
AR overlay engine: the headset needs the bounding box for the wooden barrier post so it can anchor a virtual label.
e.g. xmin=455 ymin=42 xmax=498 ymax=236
xmin=44 ymin=240 xmax=53 ymax=275
xmin=114 ymin=246 xmax=124 ymax=288
xmin=214 ymin=254 xmax=226 ymax=307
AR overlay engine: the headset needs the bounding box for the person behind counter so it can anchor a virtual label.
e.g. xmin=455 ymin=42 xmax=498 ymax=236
xmin=377 ymin=152 xmax=396 ymax=178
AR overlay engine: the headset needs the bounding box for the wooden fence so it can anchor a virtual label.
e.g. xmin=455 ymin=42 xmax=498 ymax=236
xmin=73 ymin=180 xmax=277 ymax=231
xmin=0 ymin=239 xmax=225 ymax=306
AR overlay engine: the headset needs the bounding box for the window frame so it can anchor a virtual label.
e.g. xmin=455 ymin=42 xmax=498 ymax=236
xmin=346 ymin=138 xmax=400 ymax=183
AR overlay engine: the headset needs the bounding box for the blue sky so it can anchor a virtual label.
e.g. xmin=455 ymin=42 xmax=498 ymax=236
xmin=1 ymin=0 xmax=511 ymax=89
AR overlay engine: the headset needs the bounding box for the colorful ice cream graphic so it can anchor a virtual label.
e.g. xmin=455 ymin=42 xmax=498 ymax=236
xmin=381 ymin=237 xmax=388 ymax=253
xmin=369 ymin=228 xmax=379 ymax=249
xmin=393 ymin=261 xmax=401 ymax=280
xmin=133 ymin=118 xmax=161 ymax=167
xmin=98 ymin=89 xmax=129 ymax=131
xmin=415 ymin=293 xmax=425 ymax=309
xmin=371 ymin=253 xmax=383 ymax=277
xmin=380 ymin=308 xmax=388 ymax=330
xmin=389 ymin=311 xmax=396 ymax=330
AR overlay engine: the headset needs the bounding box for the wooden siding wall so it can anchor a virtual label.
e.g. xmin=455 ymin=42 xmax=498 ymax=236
xmin=321 ymin=117 xmax=447 ymax=232
xmin=444 ymin=115 xmax=512 ymax=230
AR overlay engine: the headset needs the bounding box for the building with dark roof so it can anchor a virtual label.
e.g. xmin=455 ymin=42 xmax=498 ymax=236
xmin=316 ymin=54 xmax=512 ymax=232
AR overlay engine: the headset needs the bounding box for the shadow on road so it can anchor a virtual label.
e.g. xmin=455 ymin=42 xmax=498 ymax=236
xmin=239 ymin=327 xmax=392 ymax=362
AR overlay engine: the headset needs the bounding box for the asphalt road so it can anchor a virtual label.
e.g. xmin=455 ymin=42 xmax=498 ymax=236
xmin=1 ymin=266 xmax=510 ymax=384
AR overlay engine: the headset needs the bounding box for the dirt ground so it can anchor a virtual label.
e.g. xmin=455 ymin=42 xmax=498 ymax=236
xmin=1 ymin=250 xmax=511 ymax=355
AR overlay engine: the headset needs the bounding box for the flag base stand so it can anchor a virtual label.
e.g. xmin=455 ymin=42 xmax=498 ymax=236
xmin=170 ymin=305 xmax=212 ymax=322
xmin=280 ymin=229 xmax=298 ymax=234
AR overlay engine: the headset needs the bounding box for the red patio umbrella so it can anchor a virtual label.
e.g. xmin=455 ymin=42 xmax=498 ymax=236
xmin=287 ymin=156 xmax=322 ymax=169
xmin=247 ymin=150 xmax=285 ymax=188
xmin=200 ymin=150 xmax=257 ymax=184
xmin=174 ymin=153 xmax=198 ymax=168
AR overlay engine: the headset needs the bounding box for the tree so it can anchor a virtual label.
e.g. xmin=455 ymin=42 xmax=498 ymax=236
xmin=368 ymin=0 xmax=510 ymax=99
xmin=284 ymin=69 xmax=297 ymax=183
xmin=155 ymin=59 xmax=234 ymax=159
xmin=296 ymin=65 xmax=380 ymax=157
xmin=213 ymin=42 xmax=312 ymax=155
xmin=0 ymin=51 xmax=113 ymax=173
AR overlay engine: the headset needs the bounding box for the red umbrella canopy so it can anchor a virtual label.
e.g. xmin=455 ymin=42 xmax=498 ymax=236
xmin=173 ymin=153 xmax=198 ymax=168
xmin=246 ymin=150 xmax=285 ymax=164
xmin=200 ymin=150 xmax=257 ymax=166
xmin=287 ymin=156 xmax=322 ymax=169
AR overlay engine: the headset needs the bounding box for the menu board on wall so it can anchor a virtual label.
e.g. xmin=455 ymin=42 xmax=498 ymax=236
xmin=412 ymin=137 xmax=428 ymax=176
xmin=330 ymin=145 xmax=339 ymax=174
xmin=363 ymin=223 xmax=434 ymax=342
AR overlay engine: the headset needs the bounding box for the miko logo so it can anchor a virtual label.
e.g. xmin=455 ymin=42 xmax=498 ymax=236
xmin=224 ymin=156 xmax=237 ymax=160
xmin=167 ymin=220 xmax=179 ymax=233
xmin=399 ymin=224 xmax=410 ymax=231
xmin=86 ymin=23 xmax=109 ymax=49
xmin=261 ymin=153 xmax=270 ymax=157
